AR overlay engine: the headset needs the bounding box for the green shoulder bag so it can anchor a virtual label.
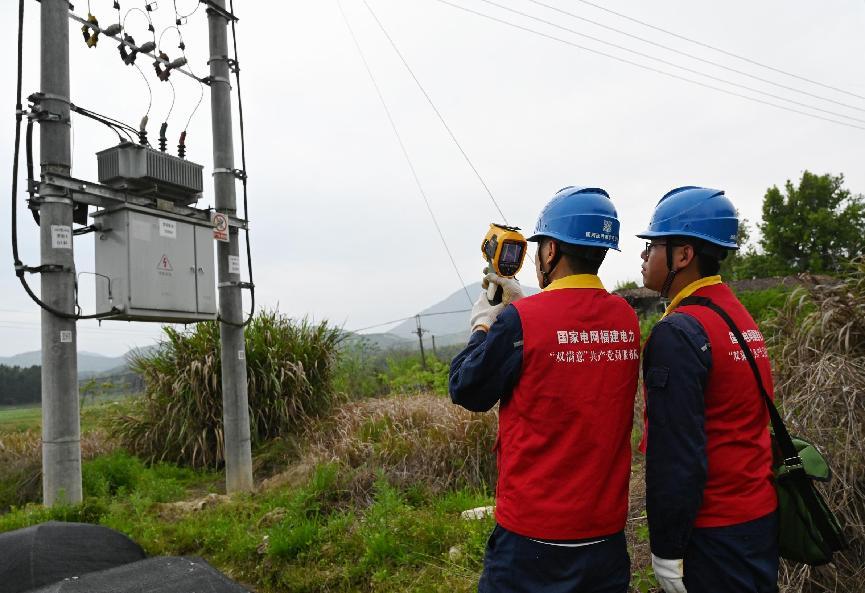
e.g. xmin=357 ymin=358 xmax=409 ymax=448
xmin=680 ymin=296 xmax=848 ymax=566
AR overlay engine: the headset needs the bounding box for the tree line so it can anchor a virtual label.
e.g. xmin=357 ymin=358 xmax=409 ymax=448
xmin=0 ymin=365 xmax=40 ymax=406
xmin=722 ymin=171 xmax=865 ymax=279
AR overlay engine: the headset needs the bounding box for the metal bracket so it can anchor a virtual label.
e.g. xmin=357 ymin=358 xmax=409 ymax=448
xmin=212 ymin=168 xmax=246 ymax=180
xmin=201 ymin=75 xmax=232 ymax=87
xmin=15 ymin=263 xmax=72 ymax=276
xmin=202 ymin=1 xmax=239 ymax=22
xmin=218 ymin=281 xmax=254 ymax=289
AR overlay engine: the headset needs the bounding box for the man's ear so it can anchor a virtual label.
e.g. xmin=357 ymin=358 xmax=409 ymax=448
xmin=677 ymin=243 xmax=697 ymax=269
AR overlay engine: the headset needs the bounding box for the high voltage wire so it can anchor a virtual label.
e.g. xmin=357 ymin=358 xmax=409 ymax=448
xmin=348 ymin=308 xmax=471 ymax=333
xmin=336 ymin=0 xmax=475 ymax=306
xmin=472 ymin=0 xmax=865 ymax=125
xmin=360 ymin=0 xmax=511 ymax=225
xmin=524 ymin=0 xmax=865 ymax=114
xmin=565 ymin=0 xmax=865 ymax=102
xmin=431 ymin=0 xmax=865 ymax=131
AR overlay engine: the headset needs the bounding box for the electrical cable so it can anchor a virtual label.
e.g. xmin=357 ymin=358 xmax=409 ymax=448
xmin=431 ymin=0 xmax=865 ymax=131
xmin=348 ymin=308 xmax=472 ymax=334
xmin=163 ymin=21 xmax=205 ymax=146
xmin=11 ymin=0 xmax=116 ymax=320
xmin=473 ymin=0 xmax=865 ymax=125
xmin=218 ymin=0 xmax=256 ymax=328
xmin=338 ymin=0 xmax=474 ymax=307
xmin=173 ymin=0 xmax=201 ymax=21
xmin=566 ymin=0 xmax=865 ymax=102
xmin=360 ymin=0 xmax=511 ymax=225
xmin=132 ymin=61 xmax=153 ymax=119
xmin=524 ymin=0 xmax=865 ymax=114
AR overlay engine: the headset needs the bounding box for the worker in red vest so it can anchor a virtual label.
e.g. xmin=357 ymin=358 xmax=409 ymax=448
xmin=638 ymin=186 xmax=778 ymax=593
xmin=450 ymin=186 xmax=640 ymax=593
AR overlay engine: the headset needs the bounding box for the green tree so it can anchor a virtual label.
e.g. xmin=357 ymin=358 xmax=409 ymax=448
xmin=759 ymin=171 xmax=865 ymax=274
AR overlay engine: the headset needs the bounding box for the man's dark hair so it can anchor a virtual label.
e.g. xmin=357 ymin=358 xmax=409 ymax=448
xmin=671 ymin=236 xmax=729 ymax=277
xmin=552 ymin=240 xmax=607 ymax=275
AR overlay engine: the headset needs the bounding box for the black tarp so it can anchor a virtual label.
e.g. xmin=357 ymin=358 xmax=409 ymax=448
xmin=27 ymin=556 xmax=251 ymax=593
xmin=0 ymin=521 xmax=146 ymax=593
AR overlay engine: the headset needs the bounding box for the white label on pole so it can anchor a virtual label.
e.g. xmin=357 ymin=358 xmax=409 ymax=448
xmin=238 ymin=350 xmax=245 ymax=360
xmin=59 ymin=330 xmax=72 ymax=343
xmin=51 ymin=225 xmax=72 ymax=249
xmin=228 ymin=255 xmax=241 ymax=275
xmin=158 ymin=219 xmax=177 ymax=239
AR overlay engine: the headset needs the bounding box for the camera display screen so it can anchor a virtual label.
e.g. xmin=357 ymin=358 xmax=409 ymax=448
xmin=500 ymin=242 xmax=524 ymax=265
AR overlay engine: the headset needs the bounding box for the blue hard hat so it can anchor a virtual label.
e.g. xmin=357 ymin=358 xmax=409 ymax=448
xmin=637 ymin=186 xmax=739 ymax=249
xmin=528 ymin=186 xmax=620 ymax=251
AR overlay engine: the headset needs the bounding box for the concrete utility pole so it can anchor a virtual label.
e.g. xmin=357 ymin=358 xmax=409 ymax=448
xmin=414 ymin=315 xmax=427 ymax=369
xmin=40 ymin=0 xmax=81 ymax=506
xmin=207 ymin=1 xmax=253 ymax=493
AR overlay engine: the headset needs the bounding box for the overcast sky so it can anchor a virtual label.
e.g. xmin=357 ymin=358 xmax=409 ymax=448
xmin=0 ymin=0 xmax=863 ymax=357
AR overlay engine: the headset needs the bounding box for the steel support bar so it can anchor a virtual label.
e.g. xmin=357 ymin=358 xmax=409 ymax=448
xmin=67 ymin=12 xmax=206 ymax=84
xmin=207 ymin=0 xmax=253 ymax=493
xmin=37 ymin=173 xmax=249 ymax=229
xmin=40 ymin=0 xmax=81 ymax=506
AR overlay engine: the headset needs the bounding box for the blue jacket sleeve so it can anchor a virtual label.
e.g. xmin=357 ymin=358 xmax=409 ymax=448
xmin=644 ymin=312 xmax=712 ymax=559
xmin=448 ymin=304 xmax=523 ymax=412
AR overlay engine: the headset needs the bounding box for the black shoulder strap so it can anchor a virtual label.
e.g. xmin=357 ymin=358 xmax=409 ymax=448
xmin=678 ymin=296 xmax=801 ymax=469
xmin=679 ymin=295 xmax=846 ymax=553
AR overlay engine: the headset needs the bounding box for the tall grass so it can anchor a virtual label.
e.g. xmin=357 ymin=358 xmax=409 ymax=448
xmin=767 ymin=259 xmax=865 ymax=592
xmin=307 ymin=394 xmax=497 ymax=503
xmin=115 ymin=310 xmax=342 ymax=469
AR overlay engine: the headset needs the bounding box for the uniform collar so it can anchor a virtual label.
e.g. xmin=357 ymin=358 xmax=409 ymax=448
xmin=663 ymin=275 xmax=723 ymax=318
xmin=543 ymin=274 xmax=605 ymax=292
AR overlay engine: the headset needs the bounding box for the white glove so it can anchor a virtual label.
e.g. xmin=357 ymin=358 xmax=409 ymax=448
xmin=652 ymin=555 xmax=687 ymax=593
xmin=483 ymin=272 xmax=525 ymax=305
xmin=470 ymin=290 xmax=504 ymax=332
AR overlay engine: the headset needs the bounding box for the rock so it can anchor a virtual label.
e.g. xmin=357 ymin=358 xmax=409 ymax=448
xmin=460 ymin=505 xmax=494 ymax=520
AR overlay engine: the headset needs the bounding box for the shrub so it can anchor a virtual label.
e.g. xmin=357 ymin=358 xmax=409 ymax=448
xmin=767 ymin=259 xmax=865 ymax=592
xmin=115 ymin=310 xmax=342 ymax=469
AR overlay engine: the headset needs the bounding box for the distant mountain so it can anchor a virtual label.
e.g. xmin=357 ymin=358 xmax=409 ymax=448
xmin=0 ymin=351 xmax=128 ymax=374
xmin=385 ymin=281 xmax=540 ymax=341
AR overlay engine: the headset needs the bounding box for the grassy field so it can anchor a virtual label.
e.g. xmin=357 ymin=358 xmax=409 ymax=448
xmin=0 ymin=405 xmax=41 ymax=434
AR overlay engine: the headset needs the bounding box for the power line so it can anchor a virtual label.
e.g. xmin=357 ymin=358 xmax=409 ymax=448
xmin=431 ymin=0 xmax=865 ymax=131
xmin=360 ymin=0 xmax=511 ymax=224
xmin=472 ymin=0 xmax=865 ymax=125
xmin=348 ymin=308 xmax=472 ymax=334
xmin=524 ymin=0 xmax=865 ymax=114
xmin=565 ymin=0 xmax=865 ymax=102
xmin=337 ymin=0 xmax=474 ymax=306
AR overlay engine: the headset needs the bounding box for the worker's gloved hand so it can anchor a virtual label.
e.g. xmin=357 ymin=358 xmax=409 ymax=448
xmin=652 ymin=555 xmax=687 ymax=593
xmin=470 ymin=290 xmax=504 ymax=332
xmin=483 ymin=272 xmax=525 ymax=305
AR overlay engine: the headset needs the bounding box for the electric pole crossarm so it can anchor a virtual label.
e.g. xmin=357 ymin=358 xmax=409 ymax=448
xmin=66 ymin=11 xmax=207 ymax=85
xmin=37 ymin=172 xmax=249 ymax=229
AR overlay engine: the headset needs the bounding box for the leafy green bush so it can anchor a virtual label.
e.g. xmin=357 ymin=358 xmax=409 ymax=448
xmin=333 ymin=338 xmax=388 ymax=399
xmin=382 ymin=354 xmax=449 ymax=396
xmin=115 ymin=310 xmax=342 ymax=469
xmin=735 ymin=286 xmax=792 ymax=325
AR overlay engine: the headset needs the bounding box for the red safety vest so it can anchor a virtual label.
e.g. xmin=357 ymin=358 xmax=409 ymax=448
xmin=497 ymin=279 xmax=640 ymax=540
xmin=643 ymin=282 xmax=777 ymax=528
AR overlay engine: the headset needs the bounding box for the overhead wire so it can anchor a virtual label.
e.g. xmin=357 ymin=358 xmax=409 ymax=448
xmin=431 ymin=0 xmax=865 ymax=131
xmin=565 ymin=0 xmax=865 ymax=102
xmin=172 ymin=0 xmax=201 ymax=22
xmin=524 ymin=0 xmax=865 ymax=114
xmin=348 ymin=308 xmax=472 ymax=334
xmin=337 ymin=0 xmax=475 ymax=306
xmin=163 ymin=20 xmax=205 ymax=136
xmin=360 ymin=0 xmax=510 ymax=225
xmin=224 ymin=0 xmax=256 ymax=327
xmin=472 ymin=0 xmax=865 ymax=125
xmin=11 ymin=0 xmax=115 ymax=320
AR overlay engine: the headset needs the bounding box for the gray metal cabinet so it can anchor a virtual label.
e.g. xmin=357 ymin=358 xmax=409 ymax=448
xmin=94 ymin=205 xmax=216 ymax=322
